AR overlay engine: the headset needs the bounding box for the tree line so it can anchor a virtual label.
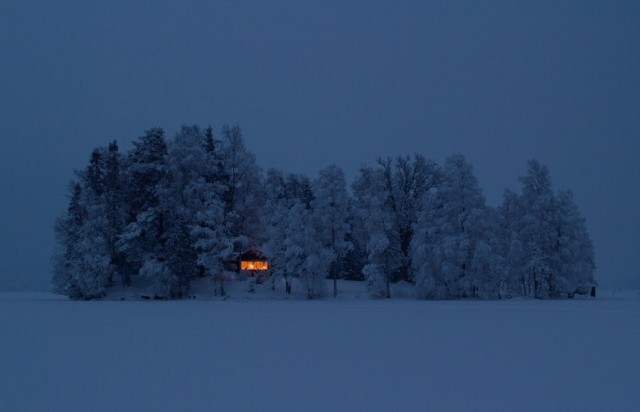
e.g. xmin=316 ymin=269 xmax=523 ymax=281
xmin=52 ymin=124 xmax=596 ymax=300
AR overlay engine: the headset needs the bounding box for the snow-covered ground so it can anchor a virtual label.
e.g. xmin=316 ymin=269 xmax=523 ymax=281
xmin=1 ymin=283 xmax=639 ymax=411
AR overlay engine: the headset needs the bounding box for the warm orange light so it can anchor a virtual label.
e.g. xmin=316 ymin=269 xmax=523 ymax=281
xmin=241 ymin=260 xmax=269 ymax=271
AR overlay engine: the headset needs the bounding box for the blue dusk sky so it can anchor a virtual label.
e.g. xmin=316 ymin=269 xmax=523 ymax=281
xmin=0 ymin=1 xmax=638 ymax=290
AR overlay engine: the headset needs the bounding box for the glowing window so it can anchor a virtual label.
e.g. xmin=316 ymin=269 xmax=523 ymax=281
xmin=241 ymin=260 xmax=269 ymax=271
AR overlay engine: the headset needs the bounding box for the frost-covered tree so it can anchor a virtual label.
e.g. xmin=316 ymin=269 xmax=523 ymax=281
xmin=351 ymin=156 xmax=440 ymax=297
xmin=352 ymin=166 xmax=393 ymax=298
xmin=376 ymin=155 xmax=441 ymax=283
xmin=52 ymin=180 xmax=112 ymax=300
xmin=116 ymin=128 xmax=169 ymax=294
xmin=263 ymin=206 xmax=290 ymax=291
xmin=189 ymin=126 xmax=234 ymax=294
xmin=52 ymin=138 xmax=126 ymax=298
xmin=220 ymin=124 xmax=265 ymax=255
xmin=500 ymin=160 xmax=596 ymax=299
xmin=150 ymin=126 xmax=202 ymax=297
xmin=102 ymin=140 xmax=129 ymax=286
xmin=116 ymin=125 xmax=222 ymax=298
xmin=192 ymin=191 xmax=233 ymax=280
xmin=85 ymin=148 xmax=105 ymax=196
xmin=554 ymin=191 xmax=596 ymax=295
xmin=52 ymin=182 xmax=85 ymax=297
xmin=412 ymin=154 xmax=499 ymax=299
xmin=515 ymin=160 xmax=559 ymax=298
xmin=145 ymin=125 xmax=232 ymax=298
xmin=125 ymin=128 xmax=168 ymax=219
xmin=52 ymin=139 xmax=132 ymax=299
xmin=263 ymin=169 xmax=297 ymax=293
xmin=202 ymin=126 xmax=228 ymax=186
xmin=284 ymin=203 xmax=330 ymax=299
xmin=497 ymin=189 xmax=525 ymax=296
xmin=284 ymin=173 xmax=314 ymax=208
xmin=263 ymin=168 xmax=329 ymax=298
xmin=312 ymin=164 xmax=352 ymax=297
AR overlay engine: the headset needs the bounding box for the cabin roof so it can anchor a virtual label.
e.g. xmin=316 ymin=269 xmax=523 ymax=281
xmin=239 ymin=250 xmax=267 ymax=261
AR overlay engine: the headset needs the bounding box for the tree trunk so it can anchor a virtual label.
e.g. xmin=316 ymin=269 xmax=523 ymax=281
xmin=385 ymin=275 xmax=391 ymax=299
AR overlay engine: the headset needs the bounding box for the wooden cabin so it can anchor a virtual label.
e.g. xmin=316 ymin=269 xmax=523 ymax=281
xmin=239 ymin=250 xmax=269 ymax=274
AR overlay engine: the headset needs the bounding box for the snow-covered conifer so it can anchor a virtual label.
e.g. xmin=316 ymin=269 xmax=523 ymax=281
xmin=52 ymin=180 xmax=112 ymax=299
xmin=220 ymin=125 xmax=265 ymax=254
xmin=117 ymin=128 xmax=169 ymax=294
xmin=552 ymin=190 xmax=596 ymax=296
xmin=149 ymin=125 xmax=222 ymax=297
xmin=103 ymin=140 xmax=129 ymax=286
xmin=126 ymin=128 xmax=168 ymax=217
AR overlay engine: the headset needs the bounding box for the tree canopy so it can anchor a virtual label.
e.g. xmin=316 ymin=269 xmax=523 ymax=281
xmin=52 ymin=125 xmax=595 ymax=300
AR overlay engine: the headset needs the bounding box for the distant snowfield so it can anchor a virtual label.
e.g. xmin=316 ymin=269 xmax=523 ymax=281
xmin=1 ymin=284 xmax=639 ymax=411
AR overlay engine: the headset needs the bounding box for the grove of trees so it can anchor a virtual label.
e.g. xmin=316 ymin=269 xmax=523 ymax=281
xmin=52 ymin=124 xmax=596 ymax=300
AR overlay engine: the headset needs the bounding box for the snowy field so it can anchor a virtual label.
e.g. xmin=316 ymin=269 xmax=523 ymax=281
xmin=1 ymin=285 xmax=639 ymax=411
